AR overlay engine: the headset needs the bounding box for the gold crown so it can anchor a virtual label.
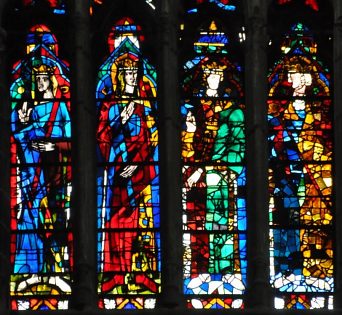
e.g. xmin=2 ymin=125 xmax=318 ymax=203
xmin=287 ymin=63 xmax=312 ymax=73
xmin=32 ymin=64 xmax=55 ymax=75
xmin=202 ymin=61 xmax=227 ymax=71
xmin=117 ymin=58 xmax=138 ymax=70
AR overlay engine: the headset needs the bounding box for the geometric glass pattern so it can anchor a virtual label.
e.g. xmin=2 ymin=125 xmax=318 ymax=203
xmin=196 ymin=0 xmax=236 ymax=11
xmin=90 ymin=0 xmax=155 ymax=14
xmin=20 ymin=0 xmax=67 ymax=14
xmin=10 ymin=24 xmax=72 ymax=310
xmin=96 ymin=17 xmax=160 ymax=309
xmin=181 ymin=20 xmax=246 ymax=309
xmin=268 ymin=23 xmax=333 ymax=310
xmin=187 ymin=0 xmax=237 ymax=13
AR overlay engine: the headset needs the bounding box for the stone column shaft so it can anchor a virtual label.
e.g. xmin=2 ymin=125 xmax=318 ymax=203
xmin=157 ymin=0 xmax=184 ymax=308
xmin=333 ymin=0 xmax=342 ymax=309
xmin=0 ymin=17 xmax=10 ymax=315
xmin=70 ymin=0 xmax=97 ymax=310
xmin=244 ymin=0 xmax=272 ymax=309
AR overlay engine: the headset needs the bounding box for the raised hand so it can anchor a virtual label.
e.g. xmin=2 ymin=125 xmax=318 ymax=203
xmin=18 ymin=102 xmax=32 ymax=124
xmin=121 ymin=101 xmax=135 ymax=124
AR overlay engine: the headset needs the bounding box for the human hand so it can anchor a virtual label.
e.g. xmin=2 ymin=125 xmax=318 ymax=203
xmin=186 ymin=168 xmax=203 ymax=188
xmin=18 ymin=102 xmax=32 ymax=124
xmin=31 ymin=141 xmax=56 ymax=152
xmin=120 ymin=165 xmax=138 ymax=178
xmin=121 ymin=101 xmax=135 ymax=124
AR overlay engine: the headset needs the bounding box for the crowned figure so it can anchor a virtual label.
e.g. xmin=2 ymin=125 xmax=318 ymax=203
xmin=96 ymin=32 xmax=160 ymax=294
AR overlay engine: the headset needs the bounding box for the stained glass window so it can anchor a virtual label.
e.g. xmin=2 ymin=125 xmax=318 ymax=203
xmin=96 ymin=17 xmax=160 ymax=310
xmin=278 ymin=0 xmax=319 ymax=11
xmin=187 ymin=0 xmax=237 ymax=13
xmin=90 ymin=0 xmax=155 ymax=15
xmin=19 ymin=0 xmax=67 ymax=14
xmin=10 ymin=24 xmax=72 ymax=311
xmin=181 ymin=14 xmax=246 ymax=308
xmin=268 ymin=22 xmax=333 ymax=309
xmin=197 ymin=0 xmax=236 ymax=11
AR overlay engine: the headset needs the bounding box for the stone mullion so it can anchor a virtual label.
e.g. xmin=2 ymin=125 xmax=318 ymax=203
xmin=0 ymin=7 xmax=10 ymax=313
xmin=69 ymin=0 xmax=98 ymax=310
xmin=244 ymin=0 xmax=272 ymax=310
xmin=333 ymin=0 xmax=342 ymax=310
xmin=157 ymin=0 xmax=184 ymax=309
